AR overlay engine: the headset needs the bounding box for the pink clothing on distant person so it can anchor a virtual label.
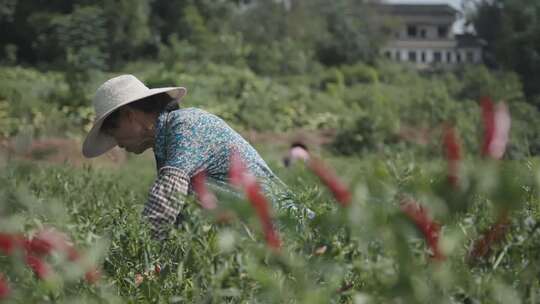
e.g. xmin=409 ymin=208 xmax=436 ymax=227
xmin=289 ymin=147 xmax=310 ymax=163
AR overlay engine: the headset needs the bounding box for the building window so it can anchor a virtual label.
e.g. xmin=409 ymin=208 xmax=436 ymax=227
xmin=421 ymin=51 xmax=426 ymax=63
xmin=407 ymin=25 xmax=417 ymax=38
xmin=438 ymin=25 xmax=448 ymax=38
xmin=446 ymin=52 xmax=452 ymax=63
xmin=385 ymin=51 xmax=392 ymax=59
xmin=434 ymin=51 xmax=442 ymax=63
xmin=420 ymin=29 xmax=427 ymax=39
xmin=467 ymin=51 xmax=474 ymax=62
xmin=456 ymin=52 xmax=462 ymax=63
xmin=409 ymin=51 xmax=417 ymax=62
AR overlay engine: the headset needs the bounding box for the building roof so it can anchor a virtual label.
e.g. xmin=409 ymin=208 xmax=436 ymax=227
xmin=377 ymin=3 xmax=459 ymax=17
xmin=456 ymin=33 xmax=486 ymax=48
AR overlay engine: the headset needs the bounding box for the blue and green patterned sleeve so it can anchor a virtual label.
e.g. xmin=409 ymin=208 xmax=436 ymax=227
xmin=160 ymin=110 xmax=215 ymax=176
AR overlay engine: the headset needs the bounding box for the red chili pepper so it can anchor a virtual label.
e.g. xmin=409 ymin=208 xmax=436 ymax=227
xmin=0 ymin=233 xmax=16 ymax=256
xmin=28 ymin=229 xmax=84 ymax=264
xmin=229 ymin=151 xmax=281 ymax=251
xmin=214 ymin=210 xmax=235 ymax=225
xmin=481 ymin=96 xmax=495 ymax=157
xmin=468 ymin=213 xmax=510 ymax=261
xmin=0 ymin=273 xmax=9 ymax=300
xmin=400 ymin=199 xmax=445 ymax=261
xmin=244 ymin=177 xmax=282 ymax=250
xmin=27 ymin=228 xmax=72 ymax=257
xmin=490 ymin=102 xmax=511 ymax=159
xmin=192 ymin=171 xmax=218 ymax=210
xmin=307 ymin=158 xmax=351 ymax=207
xmin=442 ymin=126 xmax=461 ymax=187
xmin=27 ymin=236 xmax=54 ymax=257
xmin=85 ymin=267 xmax=101 ymax=284
xmin=1 ymin=228 xmax=100 ymax=285
xmin=154 ymin=264 xmax=161 ymax=275
xmin=66 ymin=245 xmax=81 ymax=262
xmin=25 ymin=254 xmax=51 ymax=280
xmin=481 ymin=97 xmax=511 ymax=159
xmin=229 ymin=149 xmax=246 ymax=188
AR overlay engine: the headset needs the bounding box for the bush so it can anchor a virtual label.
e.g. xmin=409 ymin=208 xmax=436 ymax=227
xmin=340 ymin=63 xmax=379 ymax=85
xmin=331 ymin=63 xmax=535 ymax=157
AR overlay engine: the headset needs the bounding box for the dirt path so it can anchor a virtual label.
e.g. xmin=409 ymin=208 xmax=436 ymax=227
xmin=0 ymin=130 xmax=335 ymax=167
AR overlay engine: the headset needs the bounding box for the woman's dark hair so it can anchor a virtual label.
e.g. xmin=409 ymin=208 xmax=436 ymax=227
xmin=290 ymin=141 xmax=308 ymax=151
xmin=101 ymin=93 xmax=179 ymax=132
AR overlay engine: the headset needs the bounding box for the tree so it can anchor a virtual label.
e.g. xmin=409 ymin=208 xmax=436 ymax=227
xmin=315 ymin=0 xmax=386 ymax=65
xmin=467 ymin=0 xmax=540 ymax=104
xmin=231 ymin=0 xmax=387 ymax=72
xmin=103 ymin=0 xmax=152 ymax=66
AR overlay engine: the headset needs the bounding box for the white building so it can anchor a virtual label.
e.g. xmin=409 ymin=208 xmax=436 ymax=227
xmin=379 ymin=4 xmax=484 ymax=69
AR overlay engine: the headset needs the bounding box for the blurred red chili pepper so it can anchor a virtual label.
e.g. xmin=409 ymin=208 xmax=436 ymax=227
xmin=0 ymin=228 xmax=100 ymax=285
xmin=66 ymin=245 xmax=81 ymax=262
xmin=442 ymin=125 xmax=461 ymax=187
xmin=27 ymin=228 xmax=72 ymax=257
xmin=229 ymin=149 xmax=246 ymax=188
xmin=337 ymin=282 xmax=354 ymax=293
xmin=28 ymin=229 xmax=82 ymax=262
xmin=400 ymin=199 xmax=445 ymax=261
xmin=214 ymin=210 xmax=236 ymax=224
xmin=490 ymin=102 xmax=511 ymax=159
xmin=0 ymin=273 xmax=9 ymax=300
xmin=307 ymin=157 xmax=351 ymax=207
xmin=85 ymin=267 xmax=101 ymax=284
xmin=0 ymin=233 xmax=17 ymax=255
xmin=481 ymin=96 xmax=495 ymax=157
xmin=192 ymin=171 xmax=218 ymax=210
xmin=481 ymin=96 xmax=511 ymax=159
xmin=0 ymin=233 xmax=31 ymax=256
xmin=468 ymin=213 xmax=510 ymax=261
xmin=27 ymin=237 xmax=54 ymax=257
xmin=244 ymin=177 xmax=282 ymax=250
xmin=25 ymin=254 xmax=51 ymax=280
xmin=154 ymin=264 xmax=161 ymax=275
xmin=229 ymin=151 xmax=281 ymax=251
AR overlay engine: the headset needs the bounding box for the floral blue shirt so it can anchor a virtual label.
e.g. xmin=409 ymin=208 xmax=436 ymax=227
xmin=153 ymin=107 xmax=285 ymax=196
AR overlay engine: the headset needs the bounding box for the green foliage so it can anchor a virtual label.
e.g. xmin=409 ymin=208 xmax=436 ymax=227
xmin=0 ymin=67 xmax=97 ymax=138
xmin=2 ymin=144 xmax=540 ymax=302
xmin=103 ymin=0 xmax=151 ymax=66
xmin=1 ymin=1 xmax=540 ymax=302
xmin=315 ymin=0 xmax=387 ymax=65
xmin=457 ymin=65 xmax=524 ymax=102
xmin=26 ymin=4 xmax=109 ymax=70
xmin=0 ymin=163 xmax=114 ymax=303
xmin=0 ymin=0 xmax=389 ymax=77
xmin=0 ymin=0 xmax=16 ymax=22
xmin=331 ymin=63 xmax=535 ymax=157
xmin=1 ymin=60 xmax=536 ymax=159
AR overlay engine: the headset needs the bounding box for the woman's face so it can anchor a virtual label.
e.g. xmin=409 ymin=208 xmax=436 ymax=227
xmin=104 ymin=108 xmax=153 ymax=154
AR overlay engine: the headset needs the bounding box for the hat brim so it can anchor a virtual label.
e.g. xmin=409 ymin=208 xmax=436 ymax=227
xmin=82 ymin=86 xmax=186 ymax=158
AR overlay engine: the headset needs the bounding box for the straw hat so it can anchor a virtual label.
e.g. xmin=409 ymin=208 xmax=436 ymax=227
xmin=82 ymin=74 xmax=186 ymax=158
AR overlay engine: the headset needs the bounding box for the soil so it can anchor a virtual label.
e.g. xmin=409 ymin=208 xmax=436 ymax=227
xmin=0 ymin=129 xmax=335 ymax=167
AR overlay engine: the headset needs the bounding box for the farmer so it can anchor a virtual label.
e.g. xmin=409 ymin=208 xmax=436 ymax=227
xmin=82 ymin=75 xmax=307 ymax=240
xmin=283 ymin=141 xmax=310 ymax=167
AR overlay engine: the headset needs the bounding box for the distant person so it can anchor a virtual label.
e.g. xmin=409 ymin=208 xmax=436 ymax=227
xmin=283 ymin=142 xmax=310 ymax=167
xmin=82 ymin=75 xmax=304 ymax=240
